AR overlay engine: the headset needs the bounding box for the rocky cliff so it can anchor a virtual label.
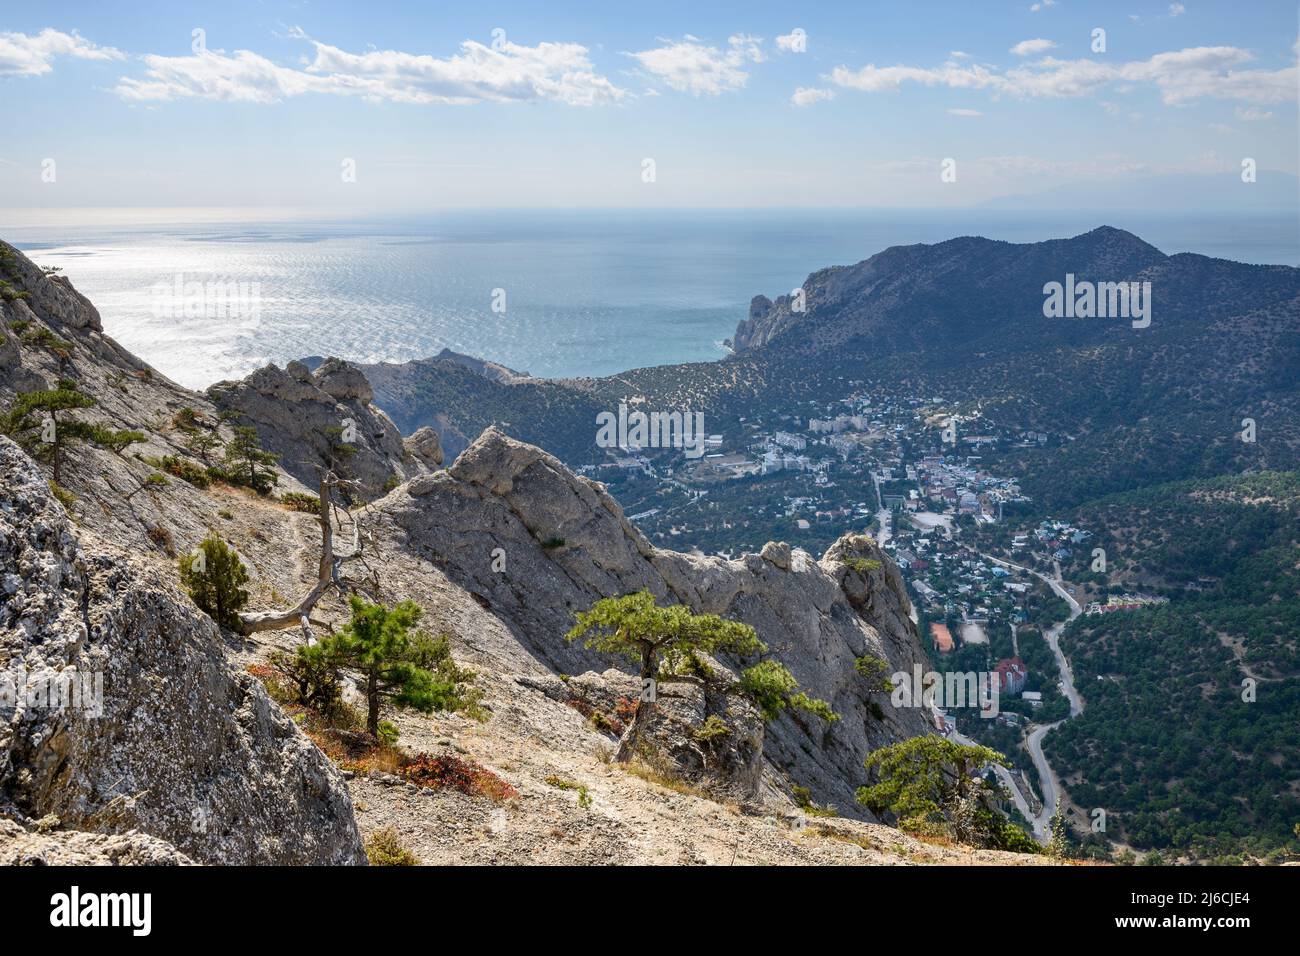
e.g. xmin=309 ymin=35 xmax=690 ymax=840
xmin=208 ymin=357 xmax=424 ymax=499
xmin=369 ymin=427 xmax=932 ymax=817
xmin=0 ymin=437 xmax=365 ymax=864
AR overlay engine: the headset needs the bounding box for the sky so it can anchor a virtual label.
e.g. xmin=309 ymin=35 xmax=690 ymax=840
xmin=1 ymin=0 xmax=1297 ymax=214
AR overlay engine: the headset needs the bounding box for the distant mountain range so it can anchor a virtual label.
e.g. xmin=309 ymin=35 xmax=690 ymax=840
xmin=351 ymin=226 xmax=1300 ymax=508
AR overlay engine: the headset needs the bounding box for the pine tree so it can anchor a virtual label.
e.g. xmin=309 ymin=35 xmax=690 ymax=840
xmin=179 ymin=535 xmax=251 ymax=631
xmin=224 ymin=425 xmax=279 ymax=494
xmin=1 ymin=379 xmax=143 ymax=482
xmin=567 ymin=590 xmax=836 ymax=760
xmin=314 ymin=597 xmax=444 ymax=738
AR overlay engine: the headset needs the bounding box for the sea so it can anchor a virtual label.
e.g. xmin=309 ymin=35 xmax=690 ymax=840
xmin=7 ymin=208 xmax=1297 ymax=391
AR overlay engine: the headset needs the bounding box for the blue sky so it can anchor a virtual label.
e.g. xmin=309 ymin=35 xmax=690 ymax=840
xmin=1 ymin=0 xmax=1296 ymax=213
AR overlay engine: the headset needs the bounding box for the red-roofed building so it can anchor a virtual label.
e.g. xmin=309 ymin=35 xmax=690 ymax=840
xmin=994 ymin=657 xmax=1028 ymax=695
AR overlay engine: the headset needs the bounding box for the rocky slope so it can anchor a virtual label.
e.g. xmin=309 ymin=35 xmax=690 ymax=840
xmin=0 ymin=237 xmax=1048 ymax=865
xmin=368 ymin=427 xmax=931 ymax=817
xmin=0 ymin=438 xmax=364 ymax=864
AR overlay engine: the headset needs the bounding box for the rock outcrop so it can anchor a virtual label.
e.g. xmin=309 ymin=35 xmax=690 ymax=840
xmin=372 ymin=427 xmax=932 ymax=818
xmin=208 ymin=357 xmax=423 ymax=498
xmin=0 ymin=437 xmax=366 ymax=864
xmin=405 ymin=425 xmax=444 ymax=470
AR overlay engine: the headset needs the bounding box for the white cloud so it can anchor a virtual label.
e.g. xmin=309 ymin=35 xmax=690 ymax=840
xmin=947 ymin=107 xmax=983 ymax=116
xmin=828 ymin=45 xmax=1298 ymax=105
xmin=775 ymin=30 xmax=807 ymax=53
xmin=1011 ymin=38 xmax=1057 ymax=56
xmin=1235 ymin=105 xmax=1272 ymax=120
xmin=828 ymin=58 xmax=1004 ymax=94
xmin=115 ymin=35 xmax=627 ymax=106
xmin=1029 ymin=0 xmax=1058 ymax=11
xmin=1169 ymin=3 xmax=1187 ymax=16
xmin=0 ymin=28 xmax=123 ymax=76
xmin=628 ymin=34 xmax=765 ymax=96
xmin=790 ymin=86 xmax=834 ymax=107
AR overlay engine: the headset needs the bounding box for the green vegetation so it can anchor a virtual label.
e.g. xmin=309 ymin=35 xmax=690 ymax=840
xmin=841 ymin=556 xmax=882 ymax=573
xmin=179 ymin=535 xmax=250 ymax=631
xmin=566 ymin=591 xmax=836 ymax=759
xmin=1 ymin=380 xmax=144 ymax=482
xmin=223 ymin=425 xmax=279 ymax=494
xmin=853 ymin=653 xmax=894 ymax=692
xmin=279 ymin=491 xmax=321 ymax=513
xmin=792 ymin=784 xmax=837 ymax=818
xmin=301 ymin=598 xmax=483 ymax=738
xmin=364 ymin=828 xmax=420 ymax=866
xmin=858 ymin=735 xmax=1041 ymax=853
xmin=158 ymin=453 xmax=212 ymax=488
xmin=1044 ymin=472 xmax=1300 ymax=861
xmin=545 ymin=774 xmax=593 ymax=808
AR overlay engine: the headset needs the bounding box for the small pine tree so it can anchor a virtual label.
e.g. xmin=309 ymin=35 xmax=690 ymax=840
xmin=858 ymin=735 xmax=1028 ymax=850
xmin=1 ymin=379 xmax=143 ymax=482
xmin=567 ymin=590 xmax=836 ymax=760
xmin=224 ymin=425 xmax=279 ymax=494
xmin=184 ymin=429 xmax=222 ymax=464
xmin=179 ymin=535 xmax=251 ymax=631
xmin=313 ymin=597 xmax=448 ymax=738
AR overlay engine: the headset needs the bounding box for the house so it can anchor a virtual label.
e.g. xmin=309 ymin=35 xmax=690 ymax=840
xmin=994 ymin=657 xmax=1028 ymax=695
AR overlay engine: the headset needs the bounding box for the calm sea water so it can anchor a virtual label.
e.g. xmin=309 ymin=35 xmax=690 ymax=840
xmin=10 ymin=209 xmax=1297 ymax=390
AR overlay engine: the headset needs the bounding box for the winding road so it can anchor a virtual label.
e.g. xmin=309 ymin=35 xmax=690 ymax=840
xmin=954 ymin=553 xmax=1084 ymax=842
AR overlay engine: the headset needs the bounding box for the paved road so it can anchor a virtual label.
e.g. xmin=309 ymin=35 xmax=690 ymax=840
xmin=975 ymin=552 xmax=1084 ymax=841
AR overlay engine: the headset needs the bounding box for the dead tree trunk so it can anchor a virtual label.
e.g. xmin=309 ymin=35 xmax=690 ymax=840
xmin=237 ymin=470 xmax=365 ymax=639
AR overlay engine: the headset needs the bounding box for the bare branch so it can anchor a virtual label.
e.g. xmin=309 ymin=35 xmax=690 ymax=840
xmin=237 ymin=470 xmax=371 ymax=638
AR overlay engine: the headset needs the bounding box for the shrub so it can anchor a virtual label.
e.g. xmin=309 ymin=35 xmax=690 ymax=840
xmin=399 ymin=753 xmax=518 ymax=802
xmin=146 ymin=524 xmax=175 ymax=555
xmin=545 ymin=775 xmax=593 ymax=808
xmin=842 ymin=556 xmax=883 ymax=573
xmin=178 ymin=535 xmax=250 ymax=630
xmin=279 ymin=491 xmax=321 ymax=513
xmin=269 ymin=645 xmax=344 ymax=716
xmin=48 ymin=481 xmax=75 ymax=510
xmin=160 ymin=454 xmax=212 ymax=488
xmin=692 ymin=714 xmax=731 ymax=742
xmin=792 ymin=785 xmax=837 ymax=818
xmin=854 ymin=653 xmax=895 ymax=692
xmin=364 ymin=828 xmax=419 ymax=866
xmin=172 ymin=407 xmax=200 ymax=431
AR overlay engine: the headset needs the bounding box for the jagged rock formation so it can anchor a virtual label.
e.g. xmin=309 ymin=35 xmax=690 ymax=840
xmin=208 ymin=357 xmax=423 ymax=498
xmin=404 ymin=425 xmax=443 ymax=470
xmin=371 ymin=427 xmax=932 ymax=817
xmin=0 ymin=437 xmax=366 ymax=864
